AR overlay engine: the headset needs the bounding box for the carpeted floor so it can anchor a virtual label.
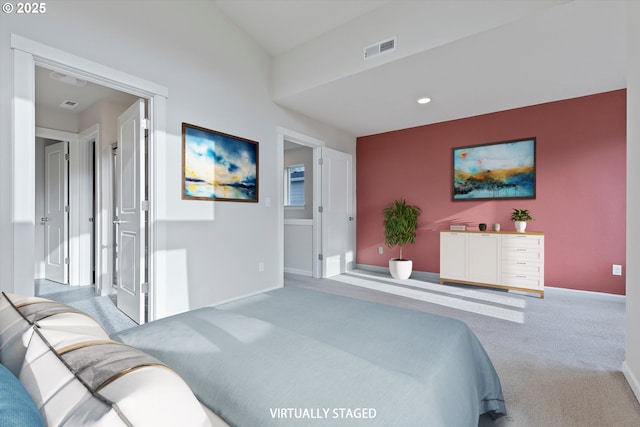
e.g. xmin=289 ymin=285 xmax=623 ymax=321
xmin=285 ymin=269 xmax=640 ymax=427
xmin=35 ymin=279 xmax=137 ymax=335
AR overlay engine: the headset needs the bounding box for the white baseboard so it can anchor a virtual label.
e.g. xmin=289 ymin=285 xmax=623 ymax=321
xmin=213 ymin=285 xmax=282 ymax=307
xmin=284 ymin=267 xmax=312 ymax=277
xmin=544 ymin=285 xmax=625 ymax=302
xmin=622 ymin=361 xmax=640 ymax=404
xmin=355 ymin=264 xmax=626 ymax=301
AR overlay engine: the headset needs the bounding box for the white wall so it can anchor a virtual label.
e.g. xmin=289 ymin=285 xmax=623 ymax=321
xmin=284 ymin=221 xmax=313 ymax=276
xmin=0 ymin=1 xmax=355 ymax=317
xmin=623 ymin=0 xmax=640 ymax=404
xmin=35 ymin=104 xmax=78 ymax=133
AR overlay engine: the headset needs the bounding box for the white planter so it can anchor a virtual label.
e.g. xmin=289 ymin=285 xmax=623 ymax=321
xmin=389 ymin=259 xmax=413 ymax=279
xmin=514 ymin=221 xmax=527 ymax=232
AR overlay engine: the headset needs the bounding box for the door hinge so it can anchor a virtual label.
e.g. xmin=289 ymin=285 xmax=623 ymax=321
xmin=65 ymin=257 xmax=70 ymax=265
xmin=318 ymin=206 xmax=323 ymax=213
xmin=141 ymin=200 xmax=150 ymax=211
xmin=141 ymin=282 xmax=149 ymax=294
xmin=65 ymin=153 xmax=70 ymax=161
xmin=65 ymin=205 xmax=70 ymax=213
xmin=318 ymin=158 xmax=323 ymax=165
xmin=142 ymin=119 xmax=149 ymax=130
xmin=318 ymin=254 xmax=324 ymax=261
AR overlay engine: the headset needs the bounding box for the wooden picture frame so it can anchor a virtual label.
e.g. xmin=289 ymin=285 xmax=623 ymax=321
xmin=182 ymin=123 xmax=258 ymax=202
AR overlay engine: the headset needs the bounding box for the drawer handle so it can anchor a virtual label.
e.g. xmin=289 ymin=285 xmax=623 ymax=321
xmin=517 ymin=248 xmax=527 ymax=252
xmin=517 ymin=262 xmax=527 ymax=265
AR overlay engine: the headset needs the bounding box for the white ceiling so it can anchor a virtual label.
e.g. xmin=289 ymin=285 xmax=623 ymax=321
xmin=34 ymin=1 xmax=627 ymax=139
xmin=215 ymin=0 xmax=627 ymax=137
xmin=214 ymin=0 xmax=394 ymax=56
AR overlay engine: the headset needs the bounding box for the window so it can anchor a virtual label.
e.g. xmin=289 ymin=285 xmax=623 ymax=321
xmin=284 ymin=165 xmax=305 ymax=206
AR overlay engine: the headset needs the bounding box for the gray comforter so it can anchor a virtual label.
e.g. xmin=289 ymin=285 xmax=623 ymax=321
xmin=112 ymin=287 xmax=506 ymax=426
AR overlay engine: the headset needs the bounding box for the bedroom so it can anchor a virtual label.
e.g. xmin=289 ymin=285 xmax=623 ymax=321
xmin=1 ymin=0 xmax=639 ymax=424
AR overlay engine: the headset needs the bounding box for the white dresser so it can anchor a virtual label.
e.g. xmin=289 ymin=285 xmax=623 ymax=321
xmin=440 ymin=230 xmax=544 ymax=297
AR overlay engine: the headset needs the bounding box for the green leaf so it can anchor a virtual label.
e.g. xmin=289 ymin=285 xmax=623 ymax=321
xmin=382 ymin=199 xmax=422 ymax=258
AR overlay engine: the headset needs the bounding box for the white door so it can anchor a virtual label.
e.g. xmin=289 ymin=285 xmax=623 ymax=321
xmin=115 ymin=99 xmax=146 ymax=324
xmin=44 ymin=142 xmax=69 ymax=284
xmin=320 ymin=147 xmax=353 ymax=278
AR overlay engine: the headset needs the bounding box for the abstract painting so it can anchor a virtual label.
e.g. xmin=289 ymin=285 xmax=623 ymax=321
xmin=452 ymin=138 xmax=535 ymax=200
xmin=182 ymin=123 xmax=258 ymax=202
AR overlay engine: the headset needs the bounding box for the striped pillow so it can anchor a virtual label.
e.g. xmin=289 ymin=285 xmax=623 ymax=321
xmin=20 ymin=327 xmax=212 ymax=427
xmin=0 ymin=292 xmax=108 ymax=376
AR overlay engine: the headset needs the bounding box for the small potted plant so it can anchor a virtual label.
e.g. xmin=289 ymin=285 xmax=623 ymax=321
xmin=382 ymin=199 xmax=422 ymax=279
xmin=510 ymin=208 xmax=533 ymax=232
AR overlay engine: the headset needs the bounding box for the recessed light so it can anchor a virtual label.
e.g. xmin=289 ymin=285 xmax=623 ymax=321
xmin=417 ymin=97 xmax=431 ymax=104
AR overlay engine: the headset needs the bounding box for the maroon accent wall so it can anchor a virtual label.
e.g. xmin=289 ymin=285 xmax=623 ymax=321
xmin=356 ymin=90 xmax=626 ymax=295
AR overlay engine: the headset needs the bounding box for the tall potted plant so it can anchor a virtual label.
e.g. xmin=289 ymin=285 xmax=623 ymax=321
xmin=382 ymin=199 xmax=422 ymax=279
xmin=510 ymin=208 xmax=533 ymax=232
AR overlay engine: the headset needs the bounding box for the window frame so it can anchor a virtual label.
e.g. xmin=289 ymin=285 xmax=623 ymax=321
xmin=284 ymin=164 xmax=305 ymax=207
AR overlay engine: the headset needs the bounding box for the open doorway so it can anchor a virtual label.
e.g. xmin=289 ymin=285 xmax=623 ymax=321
xmin=34 ymin=64 xmax=146 ymax=323
xmin=278 ymin=127 xmax=355 ymax=281
xmin=283 ymin=140 xmax=314 ymax=276
xmin=12 ymin=34 xmax=167 ymax=322
xmin=35 ymin=136 xmax=70 ymax=284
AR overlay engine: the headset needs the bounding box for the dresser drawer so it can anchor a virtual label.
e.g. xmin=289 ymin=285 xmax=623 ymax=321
xmin=502 ymin=261 xmax=542 ymax=275
xmin=502 ymin=273 xmax=543 ymax=290
xmin=502 ymin=234 xmax=543 ymax=249
xmin=503 ymin=248 xmax=543 ymax=262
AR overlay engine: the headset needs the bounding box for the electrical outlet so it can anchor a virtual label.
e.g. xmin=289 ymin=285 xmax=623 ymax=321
xmin=612 ymin=264 xmax=622 ymax=276
xmin=258 ymin=262 xmax=265 ymax=272
xmin=378 ymin=246 xmax=384 ymax=255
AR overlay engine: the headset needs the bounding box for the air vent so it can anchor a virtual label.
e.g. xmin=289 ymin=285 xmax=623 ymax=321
xmin=363 ymin=36 xmax=397 ymax=61
xmin=59 ymin=100 xmax=79 ymax=110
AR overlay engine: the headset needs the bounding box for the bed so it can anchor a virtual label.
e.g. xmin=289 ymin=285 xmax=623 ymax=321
xmin=112 ymin=287 xmax=506 ymax=426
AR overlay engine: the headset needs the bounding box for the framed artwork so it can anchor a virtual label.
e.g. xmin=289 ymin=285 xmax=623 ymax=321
xmin=452 ymin=137 xmax=536 ymax=200
xmin=182 ymin=123 xmax=258 ymax=202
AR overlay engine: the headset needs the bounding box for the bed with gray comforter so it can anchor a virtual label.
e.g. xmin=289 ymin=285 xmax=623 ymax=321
xmin=112 ymin=287 xmax=506 ymax=426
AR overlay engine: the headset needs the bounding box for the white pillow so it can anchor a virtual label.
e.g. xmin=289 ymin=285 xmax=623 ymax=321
xmin=20 ymin=327 xmax=212 ymax=427
xmin=0 ymin=292 xmax=108 ymax=376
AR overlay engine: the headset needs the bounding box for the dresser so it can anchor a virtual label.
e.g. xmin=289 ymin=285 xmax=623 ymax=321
xmin=439 ymin=230 xmax=544 ymax=297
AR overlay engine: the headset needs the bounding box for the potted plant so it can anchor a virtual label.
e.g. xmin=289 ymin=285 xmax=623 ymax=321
xmin=510 ymin=208 xmax=533 ymax=232
xmin=382 ymin=199 xmax=422 ymax=279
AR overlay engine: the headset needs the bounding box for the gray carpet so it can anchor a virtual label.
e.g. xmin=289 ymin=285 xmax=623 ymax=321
xmin=285 ymin=270 xmax=640 ymax=427
xmin=34 ymin=279 xmax=137 ymax=335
